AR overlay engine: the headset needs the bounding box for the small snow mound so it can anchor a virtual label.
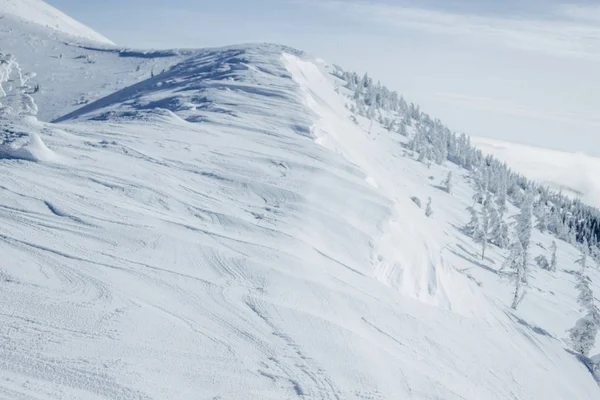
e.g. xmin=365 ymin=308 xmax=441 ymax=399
xmin=0 ymin=117 xmax=57 ymax=162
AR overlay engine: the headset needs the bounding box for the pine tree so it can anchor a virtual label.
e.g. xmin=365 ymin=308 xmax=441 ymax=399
xmin=568 ymin=308 xmax=600 ymax=356
xmin=575 ymin=240 xmax=593 ymax=309
xmin=441 ymin=172 xmax=452 ymax=194
xmin=500 ymin=237 xmax=526 ymax=310
xmin=569 ymin=241 xmax=600 ymax=356
xmin=425 ymin=197 xmax=433 ymax=217
xmin=516 ymin=193 xmax=534 ymax=277
xmin=476 ymin=197 xmax=491 ymax=260
xmin=576 ymin=238 xmax=589 ymax=275
xmin=0 ymin=53 xmax=38 ymax=116
xmin=488 ymin=197 xmax=508 ymax=248
xmin=464 ymin=206 xmax=480 ymax=237
xmin=536 ymin=207 xmax=548 ymax=233
xmin=549 ymin=241 xmax=557 ymax=272
xmin=501 ymin=193 xmax=533 ymax=310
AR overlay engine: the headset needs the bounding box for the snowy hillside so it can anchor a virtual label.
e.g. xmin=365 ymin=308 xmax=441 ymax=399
xmin=1 ymin=3 xmax=600 ymax=400
xmin=0 ymin=0 xmax=113 ymax=44
xmin=0 ymin=7 xmax=188 ymax=122
xmin=473 ymin=136 xmax=600 ymax=208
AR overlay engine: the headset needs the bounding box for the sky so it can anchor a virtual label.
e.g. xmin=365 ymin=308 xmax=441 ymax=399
xmin=46 ymin=0 xmax=600 ymax=156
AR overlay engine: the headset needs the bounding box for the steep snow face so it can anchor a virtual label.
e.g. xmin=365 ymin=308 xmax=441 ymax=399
xmin=1 ymin=44 xmax=600 ymax=399
xmin=473 ymin=136 xmax=600 ymax=208
xmin=0 ymin=0 xmax=114 ymax=44
xmin=282 ymin=54 xmax=477 ymax=312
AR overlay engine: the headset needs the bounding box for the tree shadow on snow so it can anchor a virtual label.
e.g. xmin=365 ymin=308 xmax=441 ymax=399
xmin=450 ymin=244 xmax=498 ymax=275
xmin=508 ymin=312 xmax=555 ymax=339
xmin=431 ymin=184 xmax=448 ymax=192
xmin=564 ymin=349 xmax=600 ymax=385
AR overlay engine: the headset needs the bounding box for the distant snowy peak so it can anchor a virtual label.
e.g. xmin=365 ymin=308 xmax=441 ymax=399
xmin=0 ymin=0 xmax=114 ymax=45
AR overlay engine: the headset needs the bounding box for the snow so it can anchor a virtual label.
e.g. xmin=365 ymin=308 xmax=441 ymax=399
xmin=472 ymin=136 xmax=600 ymax=208
xmin=0 ymin=0 xmax=114 ymax=45
xmin=0 ymin=11 xmax=188 ymax=122
xmin=0 ymin=116 xmax=58 ymax=162
xmin=1 ymin=4 xmax=600 ymax=399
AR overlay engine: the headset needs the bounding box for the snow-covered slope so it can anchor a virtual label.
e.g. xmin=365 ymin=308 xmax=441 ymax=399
xmin=1 ymin=3 xmax=600 ymax=400
xmin=473 ymin=136 xmax=600 ymax=208
xmin=0 ymin=0 xmax=113 ymax=44
xmin=0 ymin=43 xmax=599 ymax=399
xmin=0 ymin=4 xmax=188 ymax=122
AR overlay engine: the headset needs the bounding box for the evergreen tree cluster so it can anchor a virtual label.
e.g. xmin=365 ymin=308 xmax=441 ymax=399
xmin=335 ymin=67 xmax=600 ymax=258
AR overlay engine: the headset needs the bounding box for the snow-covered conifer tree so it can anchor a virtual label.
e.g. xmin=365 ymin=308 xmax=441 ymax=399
xmin=568 ymin=309 xmax=600 ymax=356
xmin=475 ymin=198 xmax=491 ymax=259
xmin=489 ymin=200 xmax=509 ymax=249
xmin=0 ymin=53 xmax=38 ymax=116
xmin=464 ymin=205 xmax=480 ymax=238
xmin=569 ymin=240 xmax=600 ymax=356
xmin=501 ymin=193 xmax=533 ymax=309
xmin=516 ymin=193 xmax=534 ymax=275
xmin=425 ymin=197 xmax=433 ymax=217
xmin=535 ymin=254 xmax=550 ymax=270
xmin=549 ymin=241 xmax=557 ymax=272
xmin=500 ymin=237 xmax=526 ymax=310
xmin=536 ymin=206 xmax=548 ymax=233
xmin=441 ymin=172 xmax=452 ymax=194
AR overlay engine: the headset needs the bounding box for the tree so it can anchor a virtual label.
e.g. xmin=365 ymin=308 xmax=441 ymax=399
xmin=576 ymin=238 xmax=589 ymax=276
xmin=500 ymin=237 xmax=526 ymax=310
xmin=568 ymin=308 xmax=600 ymax=356
xmin=536 ymin=207 xmax=548 ymax=233
xmin=516 ymin=193 xmax=534 ymax=276
xmin=575 ymin=241 xmax=593 ymax=309
xmin=489 ymin=201 xmax=509 ymax=249
xmin=549 ymin=241 xmax=557 ymax=272
xmin=472 ymin=175 xmax=485 ymax=205
xmin=475 ymin=198 xmax=491 ymax=260
xmin=464 ymin=205 xmax=480 ymax=237
xmin=501 ymin=193 xmax=533 ymax=310
xmin=425 ymin=197 xmax=433 ymax=217
xmin=441 ymin=172 xmax=452 ymax=194
xmin=535 ymin=254 xmax=550 ymax=270
xmin=569 ymin=241 xmax=600 ymax=356
xmin=0 ymin=53 xmax=38 ymax=116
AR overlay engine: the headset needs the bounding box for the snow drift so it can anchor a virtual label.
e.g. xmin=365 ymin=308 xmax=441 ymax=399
xmin=0 ymin=116 xmax=57 ymax=162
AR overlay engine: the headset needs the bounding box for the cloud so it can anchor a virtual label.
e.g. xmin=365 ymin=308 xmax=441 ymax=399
xmin=435 ymin=92 xmax=600 ymax=128
xmin=296 ymin=1 xmax=600 ymax=60
xmin=557 ymin=4 xmax=600 ymax=22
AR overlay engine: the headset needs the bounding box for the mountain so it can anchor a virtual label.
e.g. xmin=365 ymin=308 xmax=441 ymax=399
xmin=1 ymin=2 xmax=600 ymax=399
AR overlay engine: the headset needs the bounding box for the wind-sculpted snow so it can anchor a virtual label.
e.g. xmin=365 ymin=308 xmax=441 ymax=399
xmin=0 ymin=116 xmax=57 ymax=162
xmin=1 ymin=41 xmax=599 ymax=399
xmin=54 ymin=44 xmax=306 ymax=125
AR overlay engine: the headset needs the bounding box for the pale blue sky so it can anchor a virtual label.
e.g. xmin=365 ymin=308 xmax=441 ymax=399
xmin=47 ymin=0 xmax=600 ymax=155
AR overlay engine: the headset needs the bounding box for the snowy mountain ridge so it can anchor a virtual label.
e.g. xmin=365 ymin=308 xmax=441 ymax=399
xmin=1 ymin=2 xmax=600 ymax=399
